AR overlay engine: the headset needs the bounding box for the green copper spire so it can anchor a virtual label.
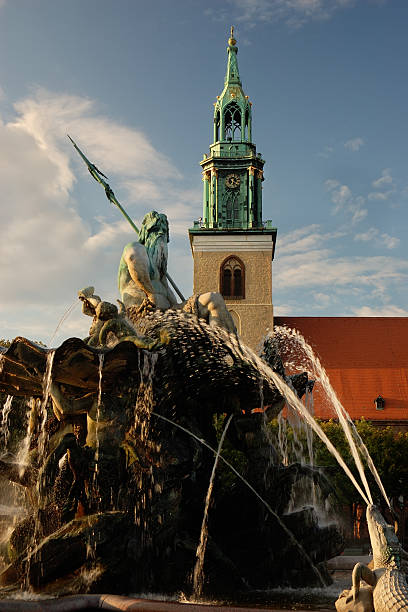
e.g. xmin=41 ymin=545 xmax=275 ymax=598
xmin=225 ymin=26 xmax=241 ymax=86
xmin=193 ymin=28 xmax=271 ymax=231
xmin=213 ymin=27 xmax=252 ymax=145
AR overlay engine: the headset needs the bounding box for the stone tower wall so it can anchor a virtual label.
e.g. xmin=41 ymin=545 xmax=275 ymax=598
xmin=191 ymin=236 xmax=274 ymax=349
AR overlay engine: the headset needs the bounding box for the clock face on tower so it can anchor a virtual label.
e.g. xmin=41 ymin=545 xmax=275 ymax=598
xmin=225 ymin=173 xmax=241 ymax=189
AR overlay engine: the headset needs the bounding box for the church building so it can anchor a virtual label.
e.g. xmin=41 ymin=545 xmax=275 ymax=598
xmin=189 ymin=30 xmax=408 ymax=431
xmin=189 ymin=28 xmax=276 ymax=350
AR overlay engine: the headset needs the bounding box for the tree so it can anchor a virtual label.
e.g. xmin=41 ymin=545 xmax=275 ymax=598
xmin=268 ymin=417 xmax=408 ymax=509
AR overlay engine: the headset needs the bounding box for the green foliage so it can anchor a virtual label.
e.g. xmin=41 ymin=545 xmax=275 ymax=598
xmin=267 ymin=417 xmax=408 ymax=506
xmin=212 ymin=414 xmax=248 ymax=491
xmin=212 ymin=415 xmax=408 ymax=507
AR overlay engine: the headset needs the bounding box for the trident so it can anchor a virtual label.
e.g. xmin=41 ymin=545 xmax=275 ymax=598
xmin=68 ymin=135 xmax=185 ymax=302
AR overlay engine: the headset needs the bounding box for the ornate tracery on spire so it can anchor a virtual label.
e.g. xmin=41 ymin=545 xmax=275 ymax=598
xmin=198 ymin=28 xmax=266 ymax=230
xmin=212 ymin=27 xmax=252 ymax=144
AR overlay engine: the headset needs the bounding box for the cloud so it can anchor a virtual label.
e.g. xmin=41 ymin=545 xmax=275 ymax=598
xmin=274 ymin=226 xmax=408 ymax=309
xmin=273 ymin=221 xmax=406 ymax=318
xmin=0 ymin=88 xmax=195 ymax=342
xmin=354 ymin=227 xmax=400 ymax=249
xmin=273 ymin=303 xmax=302 ymax=316
xmin=352 ymin=305 xmax=408 ymax=317
xmin=276 ymin=251 xmax=407 ymax=292
xmin=324 ymin=179 xmax=339 ymax=191
xmin=331 ymin=184 xmax=352 ymax=208
xmin=344 ymin=137 xmax=364 ymax=152
xmin=372 ymin=168 xmax=393 ymax=190
xmin=366 ymin=169 xmax=396 ymax=202
xmin=350 ymin=205 xmax=367 ymax=224
xmin=11 ymin=89 xmax=179 ymax=187
xmin=313 ymin=292 xmax=332 ymax=308
xmin=354 ymin=228 xmax=378 ymax=242
xmin=83 ymin=220 xmax=131 ymax=252
xmin=318 ymin=145 xmax=334 ymax=158
xmin=367 ymin=190 xmax=393 ymax=201
xmin=227 ymin=0 xmax=355 ymax=28
xmin=278 ymin=224 xmax=347 ymax=255
xmin=325 ymin=179 xmax=367 ymax=223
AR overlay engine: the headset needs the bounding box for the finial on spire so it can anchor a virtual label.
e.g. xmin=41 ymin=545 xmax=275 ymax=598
xmin=228 ymin=25 xmax=236 ymax=46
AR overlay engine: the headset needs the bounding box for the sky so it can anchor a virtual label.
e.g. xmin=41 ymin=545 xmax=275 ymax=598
xmin=0 ymin=0 xmax=407 ymax=345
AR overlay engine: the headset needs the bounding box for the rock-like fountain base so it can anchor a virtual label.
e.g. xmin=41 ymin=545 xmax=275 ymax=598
xmin=0 ymin=305 xmax=343 ymax=600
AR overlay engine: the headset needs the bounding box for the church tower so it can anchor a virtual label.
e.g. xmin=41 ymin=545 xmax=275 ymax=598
xmin=189 ymin=28 xmax=277 ymax=349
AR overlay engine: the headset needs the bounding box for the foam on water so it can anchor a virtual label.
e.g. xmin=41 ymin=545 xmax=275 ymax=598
xmin=37 ymin=350 xmax=55 ymax=465
xmin=1 ymin=395 xmax=13 ymax=451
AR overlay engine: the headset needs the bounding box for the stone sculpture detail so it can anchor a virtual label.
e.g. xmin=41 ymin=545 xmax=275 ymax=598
xmin=336 ymin=504 xmax=408 ymax=612
xmin=118 ymin=210 xmax=236 ymax=333
xmin=0 ymin=213 xmax=343 ymax=597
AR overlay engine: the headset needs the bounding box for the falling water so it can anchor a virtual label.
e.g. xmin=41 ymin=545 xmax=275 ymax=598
xmin=1 ymin=396 xmax=13 ymax=451
xmin=37 ymin=350 xmax=55 ymax=466
xmin=47 ymin=299 xmax=79 ymax=347
xmin=277 ymin=411 xmax=288 ymax=466
xmin=304 ymin=385 xmax=317 ymax=505
xmin=274 ymin=326 xmax=389 ymax=509
xmin=84 ymin=353 xmax=105 ymax=577
xmin=193 ymin=414 xmax=233 ymax=600
xmin=97 ymin=353 xmax=104 ymax=409
xmin=136 ymin=351 xmax=160 ymax=590
xmin=134 ymin=352 xmax=158 ymax=446
xmin=229 ymin=341 xmax=372 ymax=506
xmin=16 ymin=399 xmax=35 ymax=480
xmin=287 ymin=405 xmax=308 ymax=465
xmin=304 ymin=385 xmax=315 ymax=468
xmin=93 ymin=353 xmax=105 ymax=505
xmin=152 ymin=411 xmax=328 ymax=588
xmin=287 ymin=384 xmax=317 ymax=507
xmin=29 ymin=350 xmax=55 ymax=590
xmin=30 ymin=352 xmax=55 ymax=589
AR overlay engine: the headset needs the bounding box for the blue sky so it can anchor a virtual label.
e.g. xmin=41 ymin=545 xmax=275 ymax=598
xmin=0 ymin=0 xmax=407 ymax=344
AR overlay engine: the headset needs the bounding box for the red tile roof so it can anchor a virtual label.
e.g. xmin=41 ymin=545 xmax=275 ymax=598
xmin=273 ymin=317 xmax=408 ymax=423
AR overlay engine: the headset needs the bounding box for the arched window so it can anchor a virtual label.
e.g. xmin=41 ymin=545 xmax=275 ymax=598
xmin=214 ymin=110 xmax=220 ymax=142
xmin=220 ymin=256 xmax=245 ymax=299
xmin=224 ymin=102 xmax=241 ymax=142
xmin=234 ymin=267 xmax=242 ymax=295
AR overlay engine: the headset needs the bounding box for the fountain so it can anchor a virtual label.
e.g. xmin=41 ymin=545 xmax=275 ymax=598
xmin=0 ymin=209 xmax=346 ymax=608
xmin=1 ymin=196 xmax=406 ymax=611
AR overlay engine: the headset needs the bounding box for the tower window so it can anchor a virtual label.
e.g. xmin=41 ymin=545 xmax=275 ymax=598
xmin=223 ymin=268 xmax=232 ymax=296
xmin=234 ymin=267 xmax=242 ymax=295
xmin=220 ymin=256 xmax=245 ymax=299
xmin=224 ymin=102 xmax=241 ymax=142
xmin=214 ymin=110 xmax=220 ymax=142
